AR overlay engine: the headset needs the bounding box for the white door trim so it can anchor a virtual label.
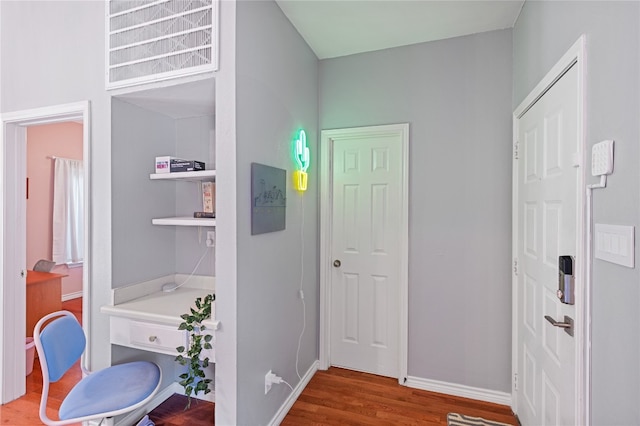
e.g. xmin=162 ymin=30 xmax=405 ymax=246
xmin=0 ymin=101 xmax=92 ymax=403
xmin=512 ymin=35 xmax=587 ymax=424
xmin=319 ymin=123 xmax=409 ymax=384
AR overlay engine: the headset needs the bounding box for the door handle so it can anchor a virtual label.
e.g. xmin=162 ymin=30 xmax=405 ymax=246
xmin=333 ymin=260 xmax=341 ymax=268
xmin=544 ymin=315 xmax=574 ymax=337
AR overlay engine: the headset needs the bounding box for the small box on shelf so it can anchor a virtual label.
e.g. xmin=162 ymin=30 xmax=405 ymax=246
xmin=155 ymin=156 xmax=179 ymax=174
xmin=170 ymin=160 xmax=205 ymax=173
xmin=155 ymin=156 xmax=206 ymax=174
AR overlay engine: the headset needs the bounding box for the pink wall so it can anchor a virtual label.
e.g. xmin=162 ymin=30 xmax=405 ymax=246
xmin=27 ymin=122 xmax=83 ymax=298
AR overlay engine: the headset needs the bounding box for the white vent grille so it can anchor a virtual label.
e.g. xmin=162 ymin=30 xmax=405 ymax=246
xmin=107 ymin=0 xmax=218 ymax=89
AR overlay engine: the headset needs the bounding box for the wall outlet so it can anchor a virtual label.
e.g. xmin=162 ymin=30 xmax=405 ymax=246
xmin=265 ymin=370 xmax=274 ymax=394
xmin=206 ymin=230 xmax=216 ymax=248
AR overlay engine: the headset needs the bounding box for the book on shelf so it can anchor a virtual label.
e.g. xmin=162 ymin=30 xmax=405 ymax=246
xmin=202 ymin=182 xmax=215 ymax=213
xmin=193 ymin=212 xmax=215 ymax=218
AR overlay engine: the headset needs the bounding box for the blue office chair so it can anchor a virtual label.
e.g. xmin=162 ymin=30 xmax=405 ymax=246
xmin=33 ymin=311 xmax=162 ymax=426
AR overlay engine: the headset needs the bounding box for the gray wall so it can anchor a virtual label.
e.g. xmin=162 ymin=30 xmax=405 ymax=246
xmin=320 ymin=29 xmax=513 ymax=392
xmin=234 ymin=1 xmax=319 ymax=424
xmin=111 ymin=99 xmax=176 ymax=286
xmin=513 ymin=2 xmax=640 ymax=424
xmin=175 ymin=115 xmax=216 ymax=276
xmin=0 ymin=0 xmax=113 ymax=370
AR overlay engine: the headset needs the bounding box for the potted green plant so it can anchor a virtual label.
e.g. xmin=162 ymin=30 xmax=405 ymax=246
xmin=175 ymin=293 xmax=215 ymax=408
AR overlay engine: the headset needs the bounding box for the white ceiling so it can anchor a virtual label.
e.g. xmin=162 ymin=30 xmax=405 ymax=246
xmin=276 ymin=0 xmax=525 ymax=59
xmin=113 ymin=1 xmax=525 ymax=117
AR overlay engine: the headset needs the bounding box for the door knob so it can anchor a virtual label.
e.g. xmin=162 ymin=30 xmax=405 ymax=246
xmin=544 ymin=315 xmax=574 ymax=337
xmin=333 ymin=260 xmax=341 ymax=268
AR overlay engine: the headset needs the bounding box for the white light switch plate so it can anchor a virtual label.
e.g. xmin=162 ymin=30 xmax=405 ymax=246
xmin=594 ymin=224 xmax=634 ymax=268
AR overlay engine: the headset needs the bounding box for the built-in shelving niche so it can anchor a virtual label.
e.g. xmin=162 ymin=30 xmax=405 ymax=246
xmin=111 ymin=77 xmax=216 ymax=288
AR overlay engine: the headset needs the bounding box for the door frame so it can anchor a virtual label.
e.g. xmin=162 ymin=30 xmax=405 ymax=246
xmin=0 ymin=101 xmax=91 ymax=403
xmin=319 ymin=123 xmax=409 ymax=383
xmin=512 ymin=35 xmax=587 ymax=424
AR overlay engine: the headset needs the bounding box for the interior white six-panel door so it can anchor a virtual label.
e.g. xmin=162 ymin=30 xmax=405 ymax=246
xmin=517 ymin=64 xmax=579 ymax=426
xmin=330 ymin=134 xmax=403 ymax=378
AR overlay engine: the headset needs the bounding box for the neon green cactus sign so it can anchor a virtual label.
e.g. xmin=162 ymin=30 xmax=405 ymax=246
xmin=293 ymin=129 xmax=309 ymax=191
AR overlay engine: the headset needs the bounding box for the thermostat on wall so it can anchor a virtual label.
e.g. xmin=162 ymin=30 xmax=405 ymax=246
xmin=591 ymin=140 xmax=614 ymax=176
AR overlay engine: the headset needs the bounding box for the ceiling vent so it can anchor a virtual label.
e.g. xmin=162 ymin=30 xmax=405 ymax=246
xmin=107 ymin=0 xmax=218 ymax=89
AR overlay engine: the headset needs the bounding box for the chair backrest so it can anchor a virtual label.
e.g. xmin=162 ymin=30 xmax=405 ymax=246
xmin=34 ymin=311 xmax=86 ymax=382
xmin=33 ymin=259 xmax=56 ymax=272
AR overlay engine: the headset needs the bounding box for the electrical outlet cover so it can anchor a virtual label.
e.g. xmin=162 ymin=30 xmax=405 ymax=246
xmin=206 ymin=230 xmax=215 ymax=248
xmin=265 ymin=370 xmax=273 ymax=394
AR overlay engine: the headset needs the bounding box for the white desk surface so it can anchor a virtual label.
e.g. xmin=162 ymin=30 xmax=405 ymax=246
xmin=101 ymin=287 xmax=218 ymax=330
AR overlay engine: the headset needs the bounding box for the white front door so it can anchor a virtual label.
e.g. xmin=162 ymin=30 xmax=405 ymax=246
xmin=324 ymin=124 xmax=408 ymax=379
xmin=515 ymin=63 xmax=580 ymax=425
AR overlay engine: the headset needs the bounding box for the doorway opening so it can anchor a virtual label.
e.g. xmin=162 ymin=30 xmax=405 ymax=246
xmin=1 ymin=101 xmax=91 ymax=404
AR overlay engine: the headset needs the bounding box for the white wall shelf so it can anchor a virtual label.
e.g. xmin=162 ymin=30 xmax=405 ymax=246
xmin=152 ymin=217 xmax=216 ymax=227
xmin=150 ymin=170 xmax=216 ymax=182
xmin=150 ymin=169 xmax=216 ymax=227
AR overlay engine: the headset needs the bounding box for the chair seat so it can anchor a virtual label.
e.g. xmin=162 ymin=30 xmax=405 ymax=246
xmin=59 ymin=361 xmax=160 ymax=420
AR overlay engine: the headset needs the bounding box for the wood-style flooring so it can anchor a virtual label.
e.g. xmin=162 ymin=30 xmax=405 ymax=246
xmin=283 ymin=368 xmax=517 ymax=425
xmin=150 ymin=367 xmax=517 ymax=426
xmin=1 ymin=298 xmax=517 ymax=426
xmin=148 ymin=394 xmax=213 ymax=426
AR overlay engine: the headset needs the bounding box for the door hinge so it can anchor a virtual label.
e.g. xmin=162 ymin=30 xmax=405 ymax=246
xmin=513 ymin=141 xmax=520 ymax=160
xmin=514 ymin=373 xmax=518 ymax=391
xmin=513 ymin=258 xmax=519 ymax=276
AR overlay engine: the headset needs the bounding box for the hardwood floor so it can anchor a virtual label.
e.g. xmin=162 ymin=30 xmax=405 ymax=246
xmin=61 ymin=297 xmax=82 ymax=323
xmin=283 ymin=368 xmax=518 ymax=426
xmin=2 ymin=298 xmax=516 ymax=426
xmin=149 ymin=367 xmax=517 ymax=426
xmin=148 ymin=394 xmax=214 ymax=426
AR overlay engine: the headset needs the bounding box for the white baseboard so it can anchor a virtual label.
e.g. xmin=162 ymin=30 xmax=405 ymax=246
xmin=268 ymin=360 xmax=319 ymax=426
xmin=62 ymin=291 xmax=83 ymax=302
xmin=405 ymin=376 xmax=511 ymax=406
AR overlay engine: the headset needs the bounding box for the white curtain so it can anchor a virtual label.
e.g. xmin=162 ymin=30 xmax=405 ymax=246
xmin=52 ymin=158 xmax=84 ymax=264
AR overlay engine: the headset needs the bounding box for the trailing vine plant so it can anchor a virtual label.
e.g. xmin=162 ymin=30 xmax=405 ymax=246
xmin=175 ymin=293 xmax=215 ymax=409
